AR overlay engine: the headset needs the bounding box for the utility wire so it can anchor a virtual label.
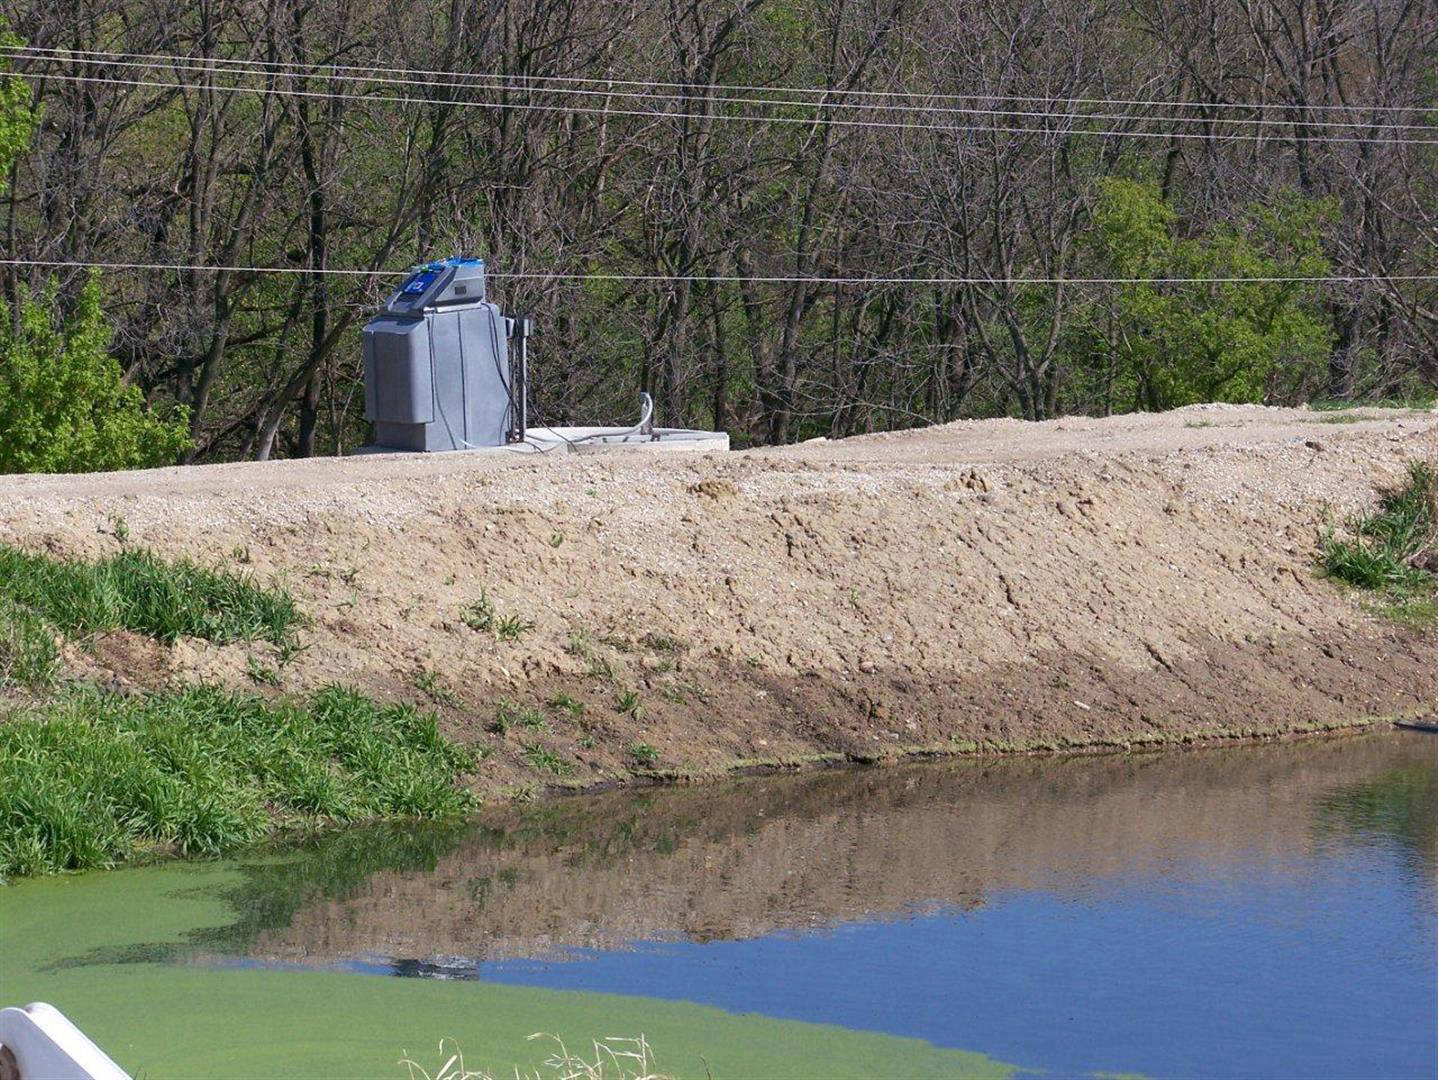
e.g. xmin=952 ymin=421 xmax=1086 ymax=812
xmin=16 ymin=70 xmax=1438 ymax=145
xmin=4 ymin=257 xmax=1435 ymax=287
xmin=4 ymin=47 xmax=1434 ymax=132
xmin=7 ymin=43 xmax=1436 ymax=115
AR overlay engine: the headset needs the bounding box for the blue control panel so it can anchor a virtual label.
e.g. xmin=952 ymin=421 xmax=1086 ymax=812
xmin=385 ymin=256 xmax=487 ymax=315
xmin=401 ymin=269 xmax=439 ymax=296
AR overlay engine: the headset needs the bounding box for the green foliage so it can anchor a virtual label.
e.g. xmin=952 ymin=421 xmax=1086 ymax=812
xmin=0 ymin=27 xmax=34 ymax=193
xmin=0 ymin=543 xmax=300 ymax=655
xmin=1320 ymin=462 xmax=1437 ymax=618
xmin=0 ymin=273 xmax=192 ymax=473
xmin=2 ymin=31 xmax=182 ymax=472
xmin=1081 ymin=179 xmax=1334 ymax=411
xmin=0 ymin=684 xmax=479 ymax=877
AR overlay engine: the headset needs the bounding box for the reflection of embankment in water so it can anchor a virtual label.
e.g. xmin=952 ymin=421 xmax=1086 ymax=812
xmin=233 ymin=733 xmax=1436 ymax=971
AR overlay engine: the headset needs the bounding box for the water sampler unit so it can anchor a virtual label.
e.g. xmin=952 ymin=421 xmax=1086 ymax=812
xmin=362 ymin=257 xmax=728 ymax=454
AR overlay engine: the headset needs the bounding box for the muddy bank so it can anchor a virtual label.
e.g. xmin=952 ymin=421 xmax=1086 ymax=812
xmin=2 ymin=404 xmax=1435 ymax=792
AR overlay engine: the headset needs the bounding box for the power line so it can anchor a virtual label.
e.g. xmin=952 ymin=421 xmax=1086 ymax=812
xmin=4 ymin=257 xmax=1435 ymax=287
xmin=16 ymin=70 xmax=1438 ymax=145
xmin=7 ymin=43 xmax=1435 ymax=116
xmin=4 ymin=46 xmax=1434 ymax=132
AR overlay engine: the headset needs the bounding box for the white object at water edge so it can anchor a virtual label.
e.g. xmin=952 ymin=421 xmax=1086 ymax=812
xmin=0 ymin=1003 xmax=130 ymax=1080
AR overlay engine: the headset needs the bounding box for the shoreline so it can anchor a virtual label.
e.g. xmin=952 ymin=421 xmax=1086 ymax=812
xmin=3 ymin=404 xmax=1436 ymax=847
xmin=522 ymin=711 xmax=1422 ymax=802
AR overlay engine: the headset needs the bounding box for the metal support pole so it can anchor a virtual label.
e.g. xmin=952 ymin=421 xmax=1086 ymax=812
xmin=507 ymin=315 xmax=532 ymax=444
xmin=517 ymin=316 xmax=531 ymax=441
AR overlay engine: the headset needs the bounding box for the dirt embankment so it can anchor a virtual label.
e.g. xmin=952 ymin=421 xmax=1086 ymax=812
xmin=2 ymin=403 xmax=1435 ymax=793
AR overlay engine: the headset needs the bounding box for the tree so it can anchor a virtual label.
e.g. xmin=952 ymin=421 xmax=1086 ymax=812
xmin=1082 ymin=178 xmax=1333 ymax=411
xmin=0 ymin=31 xmax=190 ymax=474
xmin=0 ymin=274 xmax=192 ymax=473
xmin=0 ymin=27 xmax=31 ymax=180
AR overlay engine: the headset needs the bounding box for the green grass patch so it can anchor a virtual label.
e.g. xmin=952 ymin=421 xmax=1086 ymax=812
xmin=0 ymin=684 xmax=478 ymax=878
xmin=0 ymin=544 xmax=300 ymax=661
xmin=0 ymin=595 xmax=60 ymax=686
xmin=1320 ymin=462 xmax=1436 ymax=593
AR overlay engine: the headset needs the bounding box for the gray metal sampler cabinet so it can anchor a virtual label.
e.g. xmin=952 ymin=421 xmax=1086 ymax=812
xmin=363 ymin=257 xmax=513 ymax=452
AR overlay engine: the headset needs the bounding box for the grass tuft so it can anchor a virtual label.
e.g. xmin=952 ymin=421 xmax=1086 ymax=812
xmin=0 ymin=684 xmax=478 ymax=878
xmin=495 ymin=614 xmax=535 ymax=642
xmin=489 ymin=697 xmax=547 ymax=734
xmin=412 ymin=670 xmax=462 ymax=708
xmin=400 ymin=1034 xmax=671 ymax=1080
xmin=461 ymin=591 xmax=534 ymax=643
xmin=1320 ymin=461 xmax=1437 ymax=597
xmin=521 ymin=742 xmax=572 ymax=776
xmin=629 ymin=742 xmax=660 ymax=767
xmin=460 ymin=591 xmax=497 ymax=633
xmin=548 ymin=693 xmax=585 ymax=719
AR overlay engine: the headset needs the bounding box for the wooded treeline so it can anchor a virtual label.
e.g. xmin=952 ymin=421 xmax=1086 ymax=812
xmin=1 ymin=0 xmax=1435 ymax=461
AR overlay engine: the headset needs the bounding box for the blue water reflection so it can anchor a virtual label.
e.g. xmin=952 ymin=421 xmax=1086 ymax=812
xmin=476 ymin=802 xmax=1436 ymax=1078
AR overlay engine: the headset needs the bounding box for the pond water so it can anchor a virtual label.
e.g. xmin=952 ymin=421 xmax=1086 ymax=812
xmin=5 ymin=732 xmax=1437 ymax=1078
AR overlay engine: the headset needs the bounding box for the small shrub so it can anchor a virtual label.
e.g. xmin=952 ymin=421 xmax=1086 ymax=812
xmin=614 ymin=690 xmax=641 ymax=718
xmin=0 ymin=272 xmax=192 ymax=474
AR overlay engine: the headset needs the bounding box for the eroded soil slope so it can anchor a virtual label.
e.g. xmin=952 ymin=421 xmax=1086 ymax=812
xmin=3 ymin=404 xmax=1435 ymax=793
